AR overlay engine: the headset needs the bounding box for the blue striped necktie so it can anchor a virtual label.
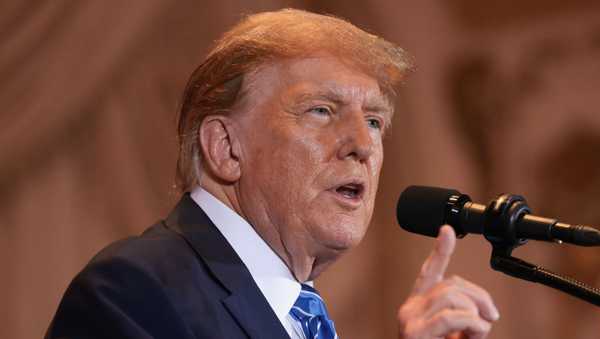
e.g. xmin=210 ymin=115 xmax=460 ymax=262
xmin=289 ymin=284 xmax=339 ymax=339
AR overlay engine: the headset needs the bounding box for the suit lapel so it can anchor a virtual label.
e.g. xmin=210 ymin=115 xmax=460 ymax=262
xmin=164 ymin=194 xmax=290 ymax=339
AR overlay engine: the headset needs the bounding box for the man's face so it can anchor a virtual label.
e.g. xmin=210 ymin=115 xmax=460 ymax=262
xmin=233 ymin=55 xmax=391 ymax=276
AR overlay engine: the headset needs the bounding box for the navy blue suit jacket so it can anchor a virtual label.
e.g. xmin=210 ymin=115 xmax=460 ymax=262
xmin=46 ymin=194 xmax=291 ymax=339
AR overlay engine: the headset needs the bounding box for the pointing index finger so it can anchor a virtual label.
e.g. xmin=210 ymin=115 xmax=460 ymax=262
xmin=413 ymin=225 xmax=457 ymax=294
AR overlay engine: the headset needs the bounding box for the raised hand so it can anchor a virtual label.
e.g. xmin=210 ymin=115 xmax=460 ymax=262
xmin=397 ymin=225 xmax=499 ymax=339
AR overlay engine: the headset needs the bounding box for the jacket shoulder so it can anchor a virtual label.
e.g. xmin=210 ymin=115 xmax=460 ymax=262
xmin=88 ymin=221 xmax=198 ymax=282
xmin=46 ymin=222 xmax=199 ymax=338
xmin=46 ymin=221 xmax=237 ymax=339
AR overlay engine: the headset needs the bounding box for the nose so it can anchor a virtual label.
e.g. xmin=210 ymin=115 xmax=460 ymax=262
xmin=336 ymin=112 xmax=374 ymax=163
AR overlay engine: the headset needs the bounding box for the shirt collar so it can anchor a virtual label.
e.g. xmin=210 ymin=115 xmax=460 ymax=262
xmin=190 ymin=187 xmax=308 ymax=324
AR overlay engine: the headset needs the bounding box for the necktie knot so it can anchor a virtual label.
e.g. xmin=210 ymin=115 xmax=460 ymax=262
xmin=290 ymin=284 xmax=338 ymax=339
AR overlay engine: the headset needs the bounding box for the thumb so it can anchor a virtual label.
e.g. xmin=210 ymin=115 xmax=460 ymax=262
xmin=412 ymin=225 xmax=457 ymax=294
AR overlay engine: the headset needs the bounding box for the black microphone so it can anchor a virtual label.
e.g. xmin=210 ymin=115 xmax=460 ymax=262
xmin=396 ymin=185 xmax=600 ymax=246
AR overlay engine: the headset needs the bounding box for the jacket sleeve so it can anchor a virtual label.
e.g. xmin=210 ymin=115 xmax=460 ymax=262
xmin=45 ymin=255 xmax=195 ymax=339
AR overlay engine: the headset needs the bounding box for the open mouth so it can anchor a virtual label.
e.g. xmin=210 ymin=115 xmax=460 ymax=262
xmin=334 ymin=182 xmax=365 ymax=200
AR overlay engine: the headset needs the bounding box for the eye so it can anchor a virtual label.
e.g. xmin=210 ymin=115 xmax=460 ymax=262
xmin=308 ymin=106 xmax=332 ymax=116
xmin=366 ymin=117 xmax=382 ymax=130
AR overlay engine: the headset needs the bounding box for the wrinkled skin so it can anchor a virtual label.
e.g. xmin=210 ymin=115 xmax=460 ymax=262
xmin=198 ymin=55 xmax=499 ymax=338
xmin=397 ymin=226 xmax=499 ymax=339
xmin=200 ymin=55 xmax=389 ymax=281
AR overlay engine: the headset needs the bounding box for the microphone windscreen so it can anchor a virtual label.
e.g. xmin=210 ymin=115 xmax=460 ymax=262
xmin=396 ymin=186 xmax=459 ymax=237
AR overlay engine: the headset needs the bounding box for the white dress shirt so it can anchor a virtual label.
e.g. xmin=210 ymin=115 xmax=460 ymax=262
xmin=190 ymin=187 xmax=307 ymax=339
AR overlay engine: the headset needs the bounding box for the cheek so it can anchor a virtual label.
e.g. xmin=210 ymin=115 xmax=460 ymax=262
xmin=369 ymin=144 xmax=384 ymax=182
xmin=249 ymin=130 xmax=327 ymax=208
xmin=365 ymin=145 xmax=384 ymax=210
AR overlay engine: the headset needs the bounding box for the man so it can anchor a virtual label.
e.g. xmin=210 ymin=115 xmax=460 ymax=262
xmin=47 ymin=9 xmax=499 ymax=339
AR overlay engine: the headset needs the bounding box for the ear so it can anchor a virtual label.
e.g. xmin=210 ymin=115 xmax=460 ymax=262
xmin=198 ymin=116 xmax=241 ymax=183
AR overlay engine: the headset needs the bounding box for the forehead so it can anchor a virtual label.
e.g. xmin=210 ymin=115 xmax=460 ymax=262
xmin=243 ymin=55 xmax=392 ymax=111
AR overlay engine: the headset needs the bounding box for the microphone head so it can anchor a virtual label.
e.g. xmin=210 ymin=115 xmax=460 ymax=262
xmin=396 ymin=186 xmax=461 ymax=237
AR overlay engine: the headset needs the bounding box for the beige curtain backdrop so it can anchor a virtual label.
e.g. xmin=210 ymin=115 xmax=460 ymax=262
xmin=2 ymin=1 xmax=600 ymax=338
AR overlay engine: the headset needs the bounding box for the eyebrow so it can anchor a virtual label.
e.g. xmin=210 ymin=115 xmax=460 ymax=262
xmin=292 ymin=90 xmax=345 ymax=106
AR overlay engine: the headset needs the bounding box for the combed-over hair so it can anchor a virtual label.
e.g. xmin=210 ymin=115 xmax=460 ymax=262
xmin=176 ymin=8 xmax=411 ymax=192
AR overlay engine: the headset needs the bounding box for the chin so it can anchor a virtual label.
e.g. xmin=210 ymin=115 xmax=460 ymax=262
xmin=303 ymin=219 xmax=368 ymax=281
xmin=315 ymin=219 xmax=368 ymax=251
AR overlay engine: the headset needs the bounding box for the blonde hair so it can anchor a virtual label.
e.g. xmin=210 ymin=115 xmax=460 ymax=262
xmin=176 ymin=8 xmax=411 ymax=192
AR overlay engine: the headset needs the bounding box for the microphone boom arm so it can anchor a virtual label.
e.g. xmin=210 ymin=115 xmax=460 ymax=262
xmin=490 ymin=251 xmax=600 ymax=307
xmin=480 ymin=193 xmax=600 ymax=307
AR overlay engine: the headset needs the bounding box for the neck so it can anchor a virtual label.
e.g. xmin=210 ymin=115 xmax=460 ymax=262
xmin=199 ymin=178 xmax=334 ymax=282
xmin=199 ymin=179 xmax=241 ymax=216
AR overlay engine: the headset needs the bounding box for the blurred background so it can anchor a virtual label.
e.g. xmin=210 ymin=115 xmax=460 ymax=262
xmin=2 ymin=1 xmax=600 ymax=338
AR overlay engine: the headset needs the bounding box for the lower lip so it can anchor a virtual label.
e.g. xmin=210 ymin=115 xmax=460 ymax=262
xmin=326 ymin=189 xmax=363 ymax=210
